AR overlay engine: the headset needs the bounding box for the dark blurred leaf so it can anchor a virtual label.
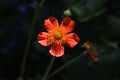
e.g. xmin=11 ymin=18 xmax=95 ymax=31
xmin=107 ymin=15 xmax=120 ymax=41
xmin=98 ymin=42 xmax=120 ymax=63
xmin=69 ymin=0 xmax=107 ymax=22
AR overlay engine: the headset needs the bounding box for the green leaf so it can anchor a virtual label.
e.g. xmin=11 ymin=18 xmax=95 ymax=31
xmin=69 ymin=0 xmax=107 ymax=22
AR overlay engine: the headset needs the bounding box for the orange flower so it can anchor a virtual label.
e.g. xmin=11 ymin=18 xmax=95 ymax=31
xmin=37 ymin=17 xmax=80 ymax=57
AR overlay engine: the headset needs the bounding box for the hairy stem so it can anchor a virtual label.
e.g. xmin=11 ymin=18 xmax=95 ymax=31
xmin=19 ymin=0 xmax=46 ymax=77
xmin=47 ymin=51 xmax=87 ymax=80
xmin=41 ymin=57 xmax=55 ymax=80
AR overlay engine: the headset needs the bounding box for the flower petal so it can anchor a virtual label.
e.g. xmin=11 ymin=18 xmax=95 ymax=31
xmin=37 ymin=32 xmax=52 ymax=46
xmin=60 ymin=17 xmax=75 ymax=32
xmin=44 ymin=17 xmax=59 ymax=31
xmin=49 ymin=44 xmax=64 ymax=57
xmin=66 ymin=33 xmax=80 ymax=48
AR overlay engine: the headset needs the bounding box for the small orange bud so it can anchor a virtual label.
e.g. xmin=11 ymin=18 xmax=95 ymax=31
xmin=83 ymin=41 xmax=99 ymax=62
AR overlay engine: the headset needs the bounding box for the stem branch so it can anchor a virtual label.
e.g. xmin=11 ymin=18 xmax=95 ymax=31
xmin=47 ymin=51 xmax=87 ymax=80
xmin=41 ymin=57 xmax=55 ymax=80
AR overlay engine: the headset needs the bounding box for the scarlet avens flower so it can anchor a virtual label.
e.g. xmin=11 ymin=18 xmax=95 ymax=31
xmin=37 ymin=17 xmax=80 ymax=57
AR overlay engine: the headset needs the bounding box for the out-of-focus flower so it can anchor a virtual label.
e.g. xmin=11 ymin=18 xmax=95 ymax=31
xmin=8 ymin=40 xmax=16 ymax=48
xmin=29 ymin=1 xmax=36 ymax=8
xmin=37 ymin=17 xmax=80 ymax=57
xmin=18 ymin=5 xmax=27 ymax=13
xmin=83 ymin=41 xmax=99 ymax=62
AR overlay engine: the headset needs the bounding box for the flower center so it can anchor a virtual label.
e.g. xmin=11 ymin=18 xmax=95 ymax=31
xmin=54 ymin=32 xmax=62 ymax=40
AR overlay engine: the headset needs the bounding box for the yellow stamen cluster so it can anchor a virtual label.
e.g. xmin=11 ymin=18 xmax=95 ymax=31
xmin=54 ymin=32 xmax=62 ymax=40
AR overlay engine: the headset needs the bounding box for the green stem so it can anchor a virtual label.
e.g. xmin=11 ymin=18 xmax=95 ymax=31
xmin=41 ymin=57 xmax=55 ymax=80
xmin=20 ymin=7 xmax=38 ymax=77
xmin=47 ymin=51 xmax=87 ymax=80
xmin=19 ymin=0 xmax=46 ymax=77
xmin=35 ymin=0 xmax=46 ymax=8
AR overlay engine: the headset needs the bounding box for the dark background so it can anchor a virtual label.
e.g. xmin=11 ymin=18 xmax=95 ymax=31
xmin=0 ymin=0 xmax=120 ymax=80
